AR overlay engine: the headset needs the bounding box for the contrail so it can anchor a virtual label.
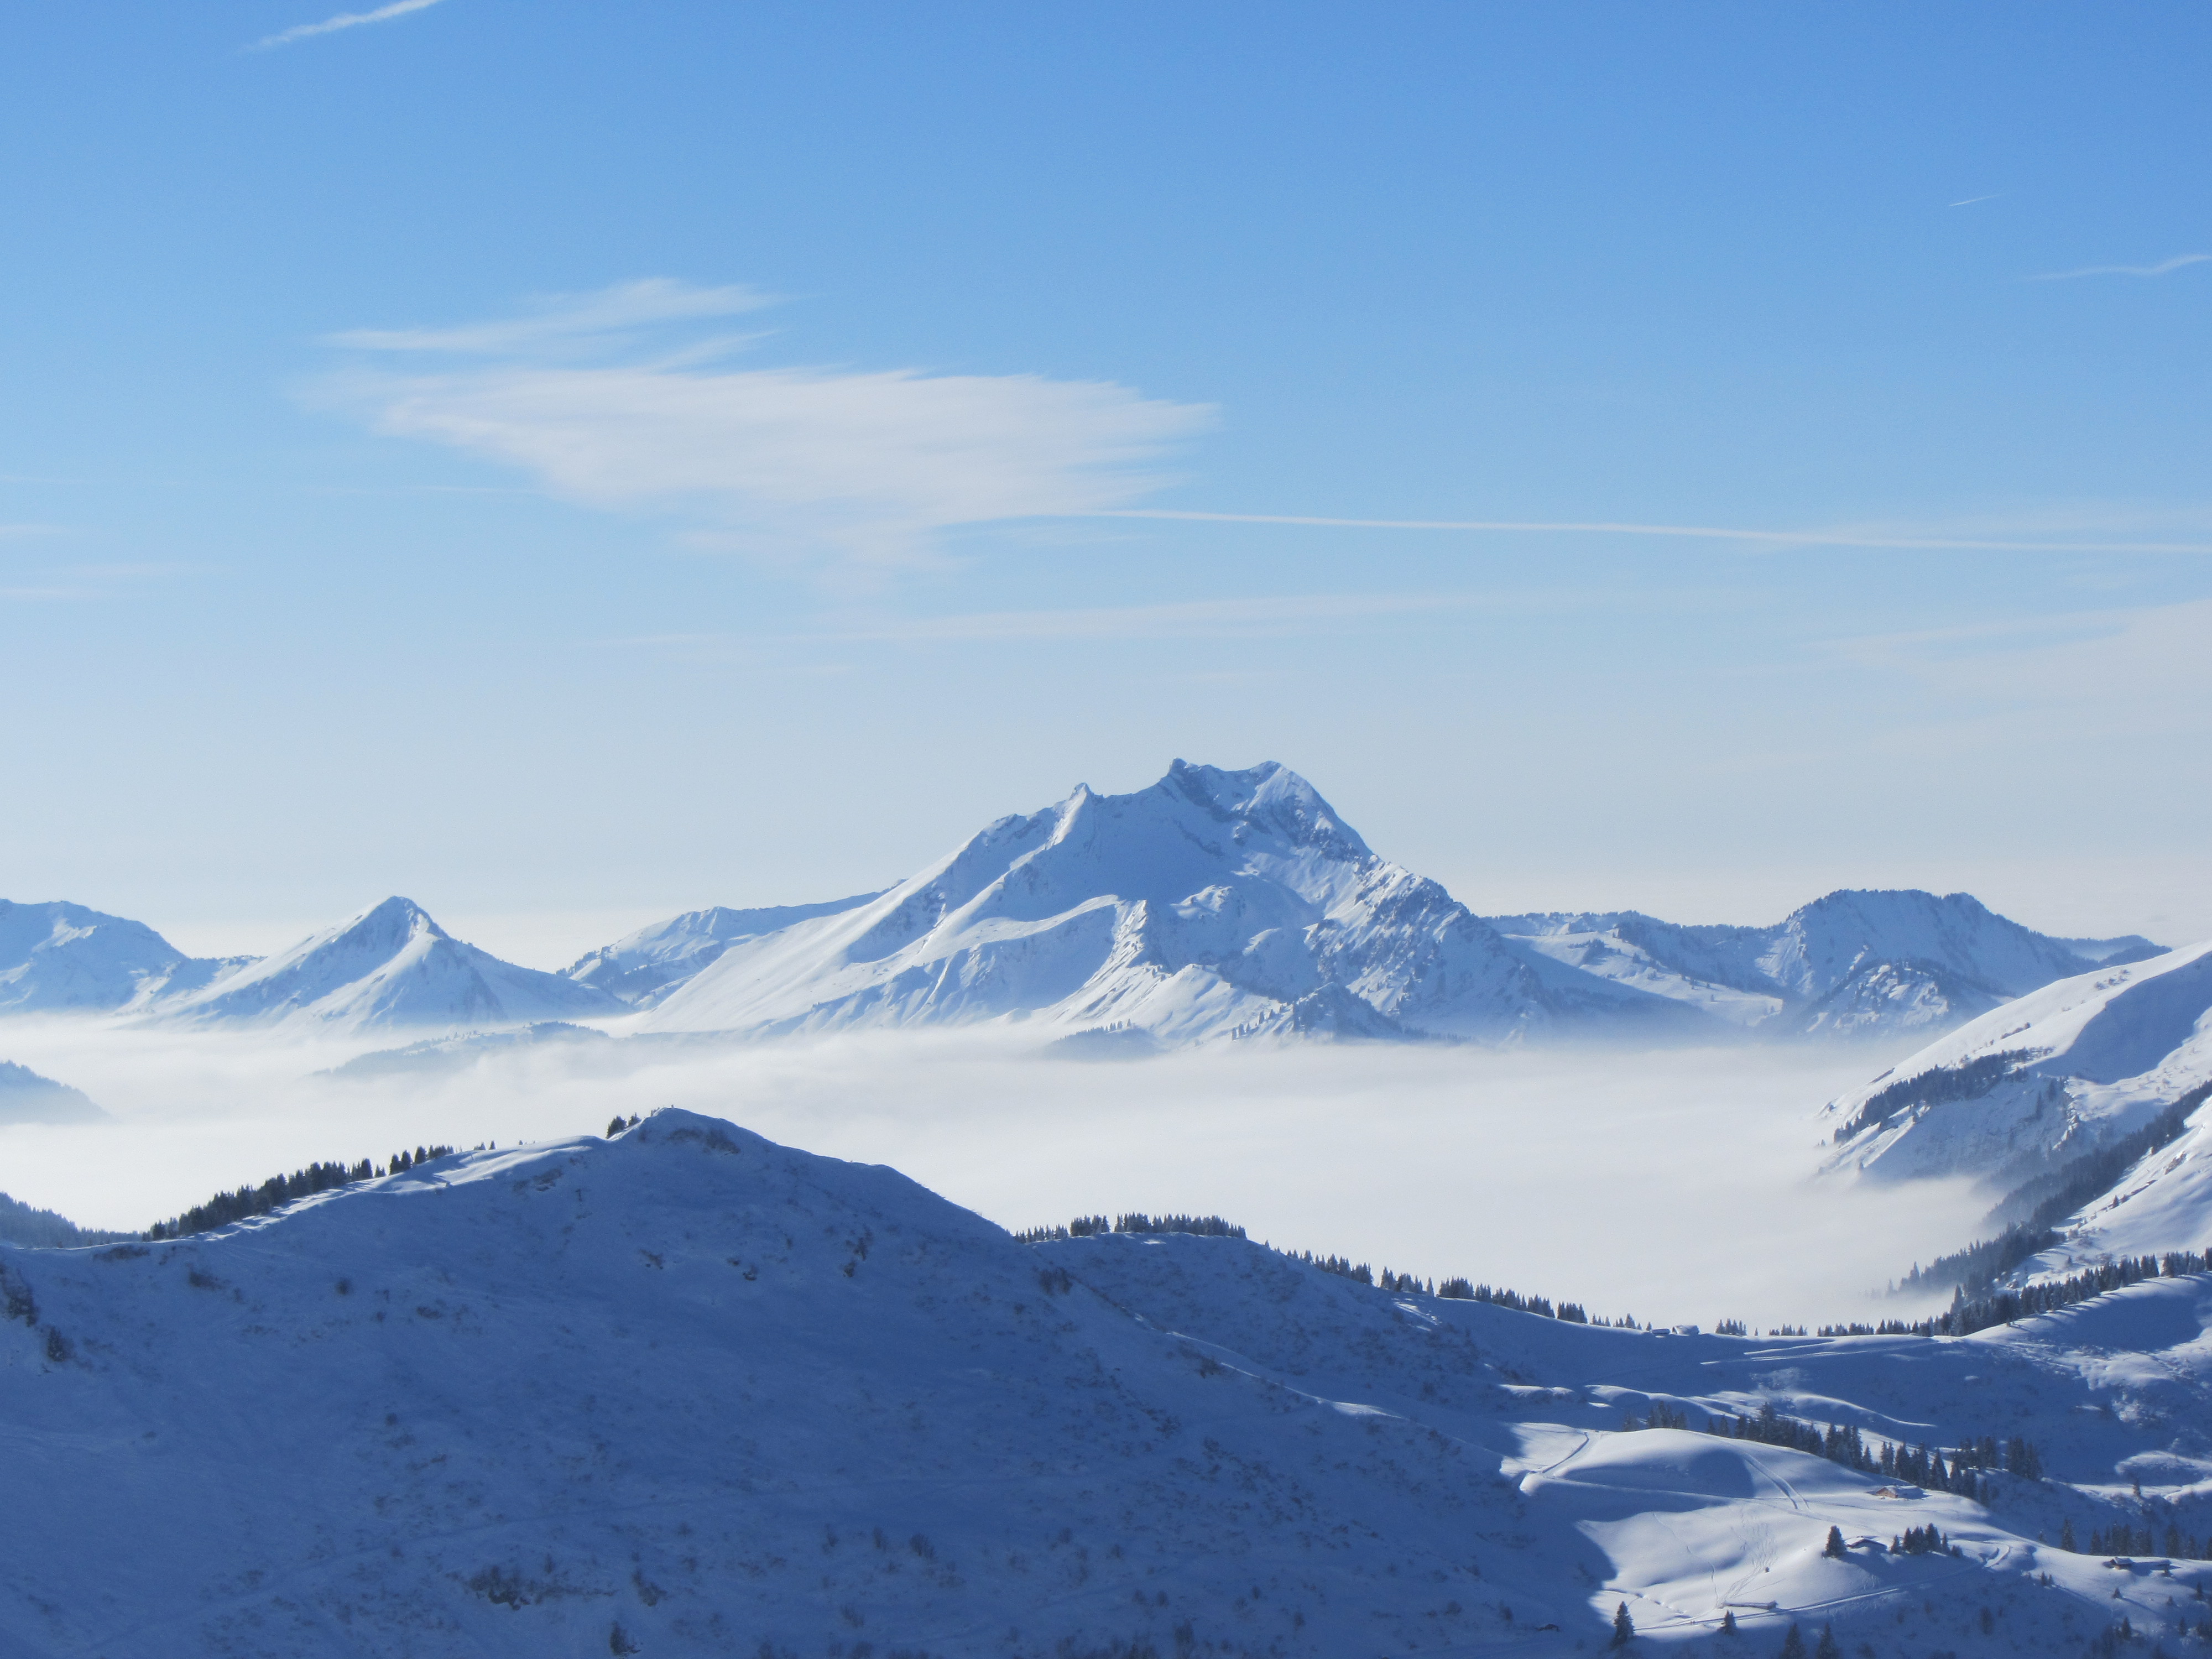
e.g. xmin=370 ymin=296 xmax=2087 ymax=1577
xmin=1092 ymin=509 xmax=2212 ymax=556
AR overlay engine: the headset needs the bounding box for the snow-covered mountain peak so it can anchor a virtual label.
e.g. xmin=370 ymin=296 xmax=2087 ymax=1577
xmin=639 ymin=760 xmax=1691 ymax=1043
xmin=155 ymin=895 xmax=620 ymax=1032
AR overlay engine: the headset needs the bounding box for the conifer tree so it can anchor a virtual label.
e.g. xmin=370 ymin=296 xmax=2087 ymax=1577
xmin=1813 ymin=1624 xmax=1840 ymax=1659
xmin=1776 ymin=1625 xmax=1806 ymax=1659
xmin=1823 ymin=1525 xmax=1846 ymax=1559
xmin=2061 ymin=1518 xmax=2078 ymax=1552
xmin=1611 ymin=1601 xmax=1634 ymax=1646
xmin=1719 ymin=1609 xmax=1738 ymax=1636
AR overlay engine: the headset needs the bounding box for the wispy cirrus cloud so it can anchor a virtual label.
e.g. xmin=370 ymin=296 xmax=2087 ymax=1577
xmin=2028 ymin=252 xmax=2211 ymax=281
xmin=253 ymin=0 xmax=446 ymax=51
xmin=321 ymin=281 xmax=1212 ymax=571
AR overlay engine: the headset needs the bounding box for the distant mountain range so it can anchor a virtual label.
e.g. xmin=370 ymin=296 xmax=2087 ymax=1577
xmin=1491 ymin=889 xmax=2162 ymax=1038
xmin=0 ymin=896 xmax=620 ymax=1033
xmin=0 ymin=760 xmax=2173 ymax=1045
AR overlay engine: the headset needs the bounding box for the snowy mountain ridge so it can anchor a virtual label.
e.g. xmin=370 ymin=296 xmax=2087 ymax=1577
xmin=1490 ymin=888 xmax=2161 ymax=1039
xmin=2 ymin=1107 xmax=2205 ymax=1656
xmin=562 ymin=893 xmax=883 ymax=1008
xmin=0 ymin=899 xmax=249 ymax=1014
xmin=1819 ymin=941 xmax=2212 ymax=1283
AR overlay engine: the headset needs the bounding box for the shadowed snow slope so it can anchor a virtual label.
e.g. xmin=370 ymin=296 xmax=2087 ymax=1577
xmin=640 ymin=759 xmax=1694 ymax=1045
xmin=1491 ymin=889 xmax=2159 ymax=1041
xmin=563 ymin=894 xmax=884 ymax=1007
xmin=0 ymin=899 xmax=249 ymax=1014
xmin=150 ymin=897 xmax=622 ymax=1032
xmin=4 ymin=1109 xmax=2208 ymax=1656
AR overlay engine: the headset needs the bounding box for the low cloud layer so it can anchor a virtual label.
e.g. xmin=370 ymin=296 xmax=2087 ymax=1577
xmin=324 ymin=280 xmax=1211 ymax=571
xmin=0 ymin=1024 xmax=1979 ymax=1329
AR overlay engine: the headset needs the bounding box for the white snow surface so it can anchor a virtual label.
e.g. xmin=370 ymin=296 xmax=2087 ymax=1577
xmin=4 ymin=1108 xmax=2208 ymax=1657
xmin=563 ymin=893 xmax=884 ymax=1007
xmin=1491 ymin=888 xmax=2149 ymax=1040
xmin=151 ymin=897 xmax=624 ymax=1032
xmin=641 ymin=760 xmax=1694 ymax=1044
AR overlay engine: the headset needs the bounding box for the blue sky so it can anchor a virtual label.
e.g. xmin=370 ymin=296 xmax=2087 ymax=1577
xmin=3 ymin=2 xmax=2208 ymax=961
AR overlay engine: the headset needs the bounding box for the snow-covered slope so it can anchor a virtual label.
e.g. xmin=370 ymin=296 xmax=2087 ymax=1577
xmin=3 ymin=1108 xmax=2206 ymax=1656
xmin=153 ymin=897 xmax=623 ymax=1032
xmin=1492 ymin=888 xmax=2154 ymax=1040
xmin=640 ymin=760 xmax=1698 ymax=1045
xmin=1820 ymin=940 xmax=2212 ymax=1196
xmin=0 ymin=1060 xmax=107 ymax=1124
xmin=0 ymin=899 xmax=250 ymax=1013
xmin=564 ymin=893 xmax=883 ymax=1007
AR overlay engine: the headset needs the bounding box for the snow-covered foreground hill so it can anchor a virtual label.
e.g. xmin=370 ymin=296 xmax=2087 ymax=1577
xmin=3 ymin=1110 xmax=2205 ymax=1657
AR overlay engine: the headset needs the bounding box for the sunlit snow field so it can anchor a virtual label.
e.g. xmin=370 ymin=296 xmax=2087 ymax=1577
xmin=0 ymin=1024 xmax=1985 ymax=1330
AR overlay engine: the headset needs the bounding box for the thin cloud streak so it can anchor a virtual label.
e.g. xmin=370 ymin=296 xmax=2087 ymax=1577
xmin=253 ymin=0 xmax=445 ymax=50
xmin=325 ymin=281 xmax=1212 ymax=570
xmin=1948 ymin=194 xmax=2001 ymax=207
xmin=604 ymin=585 xmax=1717 ymax=654
xmin=2027 ymin=253 xmax=2211 ymax=281
xmin=1093 ymin=508 xmax=2212 ymax=556
xmin=328 ymin=279 xmax=772 ymax=355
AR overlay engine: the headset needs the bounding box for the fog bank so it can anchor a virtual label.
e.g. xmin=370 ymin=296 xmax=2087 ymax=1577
xmin=0 ymin=1023 xmax=1976 ymax=1329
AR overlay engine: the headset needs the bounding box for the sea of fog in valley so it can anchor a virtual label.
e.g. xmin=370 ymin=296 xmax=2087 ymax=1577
xmin=0 ymin=1024 xmax=1986 ymax=1329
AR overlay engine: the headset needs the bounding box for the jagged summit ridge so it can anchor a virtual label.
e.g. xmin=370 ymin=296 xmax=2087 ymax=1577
xmin=640 ymin=760 xmax=1687 ymax=1044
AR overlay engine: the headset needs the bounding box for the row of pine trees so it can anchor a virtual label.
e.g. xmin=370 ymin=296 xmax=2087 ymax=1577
xmin=144 ymin=1146 xmax=458 ymax=1240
